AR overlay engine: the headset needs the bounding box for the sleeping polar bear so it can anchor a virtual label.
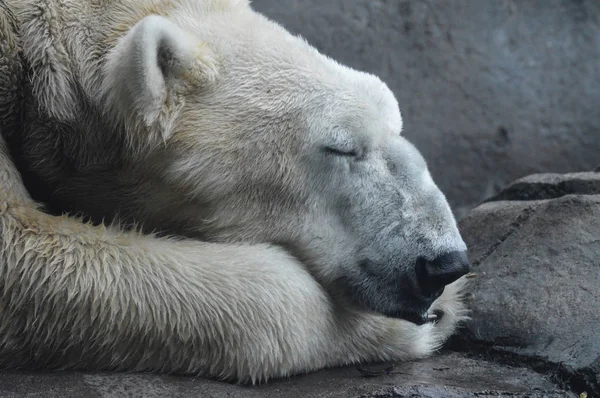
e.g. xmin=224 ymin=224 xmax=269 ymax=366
xmin=0 ymin=0 xmax=471 ymax=383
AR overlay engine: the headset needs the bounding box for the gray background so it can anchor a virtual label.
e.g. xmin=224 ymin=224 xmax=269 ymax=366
xmin=251 ymin=0 xmax=600 ymax=218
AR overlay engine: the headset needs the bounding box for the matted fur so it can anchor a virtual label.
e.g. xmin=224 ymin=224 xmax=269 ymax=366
xmin=0 ymin=0 xmax=471 ymax=383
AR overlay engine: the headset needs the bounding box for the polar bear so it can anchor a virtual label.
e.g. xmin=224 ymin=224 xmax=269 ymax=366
xmin=0 ymin=0 xmax=471 ymax=383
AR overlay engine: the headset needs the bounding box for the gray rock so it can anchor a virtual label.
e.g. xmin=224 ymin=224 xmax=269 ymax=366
xmin=484 ymin=172 xmax=600 ymax=202
xmin=251 ymin=0 xmax=600 ymax=218
xmin=457 ymin=194 xmax=600 ymax=395
xmin=0 ymin=352 xmax=574 ymax=397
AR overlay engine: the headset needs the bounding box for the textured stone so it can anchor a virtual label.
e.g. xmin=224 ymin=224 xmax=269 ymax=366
xmin=0 ymin=352 xmax=574 ymax=397
xmin=251 ymin=0 xmax=600 ymax=218
xmin=458 ymin=194 xmax=600 ymax=395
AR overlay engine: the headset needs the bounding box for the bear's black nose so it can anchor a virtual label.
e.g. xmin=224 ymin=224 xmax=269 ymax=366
xmin=416 ymin=251 xmax=471 ymax=298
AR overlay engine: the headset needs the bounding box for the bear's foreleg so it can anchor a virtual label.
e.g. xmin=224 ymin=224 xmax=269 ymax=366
xmin=0 ymin=138 xmax=469 ymax=383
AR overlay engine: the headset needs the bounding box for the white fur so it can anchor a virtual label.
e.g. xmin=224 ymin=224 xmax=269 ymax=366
xmin=0 ymin=163 xmax=470 ymax=382
xmin=0 ymin=0 xmax=471 ymax=383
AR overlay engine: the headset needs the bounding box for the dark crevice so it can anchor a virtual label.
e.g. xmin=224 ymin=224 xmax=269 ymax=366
xmin=446 ymin=333 xmax=599 ymax=396
xmin=469 ymin=205 xmax=537 ymax=267
xmin=483 ymin=180 xmax=600 ymax=203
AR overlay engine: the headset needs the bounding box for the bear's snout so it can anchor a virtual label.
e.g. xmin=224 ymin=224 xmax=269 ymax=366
xmin=416 ymin=251 xmax=471 ymax=300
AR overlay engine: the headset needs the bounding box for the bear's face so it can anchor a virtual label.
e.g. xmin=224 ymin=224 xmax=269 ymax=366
xmin=102 ymin=7 xmax=469 ymax=324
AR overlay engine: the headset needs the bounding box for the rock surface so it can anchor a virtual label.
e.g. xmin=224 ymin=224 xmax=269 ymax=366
xmin=0 ymin=352 xmax=574 ymax=397
xmin=251 ymin=0 xmax=600 ymax=218
xmin=455 ymin=173 xmax=600 ymax=396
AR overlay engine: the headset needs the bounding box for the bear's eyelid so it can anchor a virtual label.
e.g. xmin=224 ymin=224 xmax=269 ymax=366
xmin=326 ymin=128 xmax=359 ymax=154
xmin=323 ymin=146 xmax=358 ymax=157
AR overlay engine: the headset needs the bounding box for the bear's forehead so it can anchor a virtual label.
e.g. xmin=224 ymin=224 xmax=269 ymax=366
xmin=173 ymin=3 xmax=402 ymax=139
xmin=231 ymin=35 xmax=401 ymax=138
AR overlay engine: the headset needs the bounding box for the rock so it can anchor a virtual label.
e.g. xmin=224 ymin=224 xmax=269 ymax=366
xmin=251 ymin=0 xmax=600 ymax=218
xmin=483 ymin=172 xmax=600 ymax=202
xmin=0 ymin=352 xmax=574 ymax=397
xmin=456 ymin=178 xmax=600 ymax=395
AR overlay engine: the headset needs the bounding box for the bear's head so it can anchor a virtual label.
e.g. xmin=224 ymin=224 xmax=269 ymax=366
xmin=101 ymin=2 xmax=470 ymax=325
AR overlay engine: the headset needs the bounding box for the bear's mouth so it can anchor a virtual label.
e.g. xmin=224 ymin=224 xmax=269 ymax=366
xmin=394 ymin=309 xmax=443 ymax=325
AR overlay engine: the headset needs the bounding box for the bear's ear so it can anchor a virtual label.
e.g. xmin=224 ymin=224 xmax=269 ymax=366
xmin=101 ymin=15 xmax=219 ymax=152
